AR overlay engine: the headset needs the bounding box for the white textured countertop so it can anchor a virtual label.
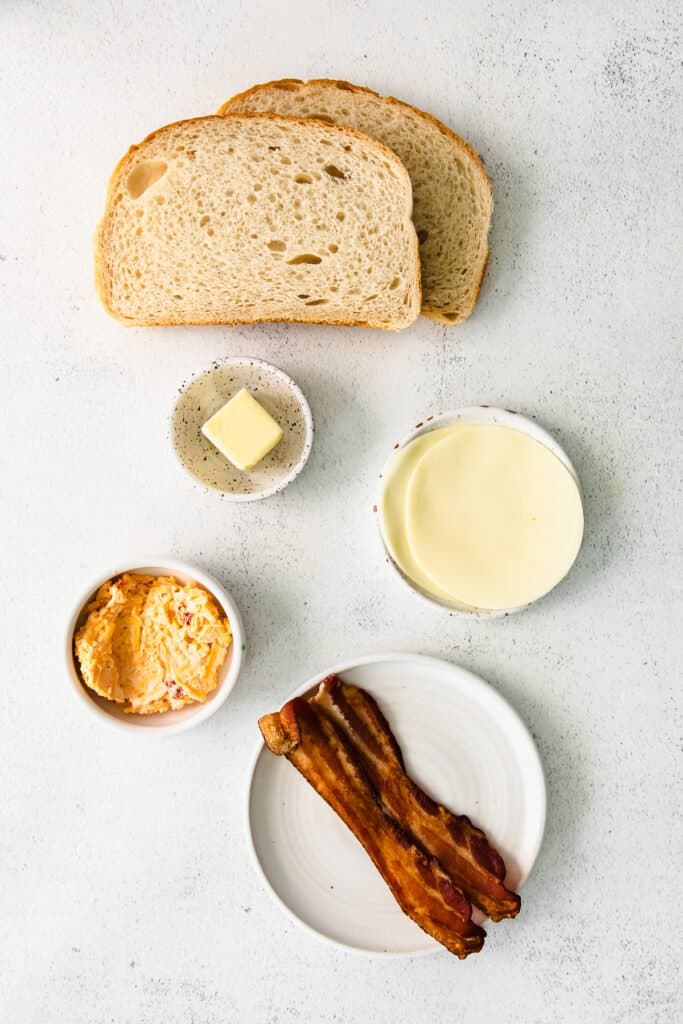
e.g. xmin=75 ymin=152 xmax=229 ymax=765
xmin=2 ymin=1 xmax=681 ymax=1020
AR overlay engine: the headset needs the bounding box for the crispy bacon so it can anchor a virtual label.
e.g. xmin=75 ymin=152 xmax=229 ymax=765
xmin=259 ymin=697 xmax=486 ymax=958
xmin=310 ymin=676 xmax=521 ymax=922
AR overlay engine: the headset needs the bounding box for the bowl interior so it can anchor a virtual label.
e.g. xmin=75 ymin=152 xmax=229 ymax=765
xmin=68 ymin=563 xmax=240 ymax=730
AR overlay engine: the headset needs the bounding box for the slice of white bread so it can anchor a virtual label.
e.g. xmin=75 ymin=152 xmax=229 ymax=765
xmin=95 ymin=114 xmax=421 ymax=329
xmin=219 ymin=80 xmax=493 ymax=324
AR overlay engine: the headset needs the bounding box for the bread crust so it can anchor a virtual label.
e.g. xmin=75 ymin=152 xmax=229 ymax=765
xmin=219 ymin=80 xmax=492 ymax=324
xmin=95 ymin=113 xmax=421 ymax=330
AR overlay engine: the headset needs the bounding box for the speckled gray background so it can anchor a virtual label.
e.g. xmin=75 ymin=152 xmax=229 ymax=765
xmin=2 ymin=1 xmax=681 ymax=1021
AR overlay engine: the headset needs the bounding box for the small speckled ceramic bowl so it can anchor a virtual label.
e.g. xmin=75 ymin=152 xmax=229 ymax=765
xmin=65 ymin=559 xmax=245 ymax=734
xmin=172 ymin=356 xmax=313 ymax=502
xmin=376 ymin=406 xmax=583 ymax=618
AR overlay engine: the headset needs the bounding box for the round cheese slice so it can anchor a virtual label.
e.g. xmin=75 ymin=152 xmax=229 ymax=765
xmin=379 ymin=427 xmax=474 ymax=607
xmin=405 ymin=424 xmax=584 ymax=610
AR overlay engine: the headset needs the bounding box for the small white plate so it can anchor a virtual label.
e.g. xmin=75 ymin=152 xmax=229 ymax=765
xmin=172 ymin=356 xmax=313 ymax=502
xmin=247 ymin=653 xmax=546 ymax=957
xmin=377 ymin=407 xmax=583 ymax=618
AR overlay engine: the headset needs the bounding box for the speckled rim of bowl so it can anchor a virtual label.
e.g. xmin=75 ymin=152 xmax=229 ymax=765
xmin=376 ymin=406 xmax=584 ymax=619
xmin=65 ymin=558 xmax=245 ymax=735
xmin=172 ymin=356 xmax=314 ymax=503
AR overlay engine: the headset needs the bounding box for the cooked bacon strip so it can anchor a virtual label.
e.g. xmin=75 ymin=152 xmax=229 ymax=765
xmin=310 ymin=676 xmax=521 ymax=922
xmin=259 ymin=697 xmax=485 ymax=958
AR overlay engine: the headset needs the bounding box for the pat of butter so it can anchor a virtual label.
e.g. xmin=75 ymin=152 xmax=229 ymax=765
xmin=201 ymin=389 xmax=283 ymax=470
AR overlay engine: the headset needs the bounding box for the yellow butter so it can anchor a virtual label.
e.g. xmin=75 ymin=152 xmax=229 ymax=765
xmin=201 ymin=388 xmax=283 ymax=470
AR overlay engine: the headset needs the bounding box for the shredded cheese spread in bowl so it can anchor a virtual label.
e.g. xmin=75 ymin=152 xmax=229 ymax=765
xmin=74 ymin=572 xmax=232 ymax=714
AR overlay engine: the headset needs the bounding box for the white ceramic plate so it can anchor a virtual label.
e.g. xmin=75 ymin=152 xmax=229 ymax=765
xmin=247 ymin=653 xmax=546 ymax=957
xmin=376 ymin=407 xmax=583 ymax=618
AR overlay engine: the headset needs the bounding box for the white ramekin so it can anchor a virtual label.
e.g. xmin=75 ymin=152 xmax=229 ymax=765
xmin=65 ymin=558 xmax=245 ymax=733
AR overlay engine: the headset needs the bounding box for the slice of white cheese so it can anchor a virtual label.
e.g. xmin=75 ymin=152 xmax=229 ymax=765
xmin=379 ymin=427 xmax=471 ymax=607
xmin=405 ymin=424 xmax=584 ymax=610
xmin=201 ymin=388 xmax=283 ymax=471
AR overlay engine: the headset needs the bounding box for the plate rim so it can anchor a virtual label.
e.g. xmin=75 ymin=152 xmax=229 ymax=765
xmin=245 ymin=651 xmax=547 ymax=958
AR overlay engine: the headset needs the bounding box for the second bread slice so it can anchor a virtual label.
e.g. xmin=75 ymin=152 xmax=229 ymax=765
xmin=220 ymin=81 xmax=492 ymax=324
xmin=96 ymin=114 xmax=421 ymax=330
